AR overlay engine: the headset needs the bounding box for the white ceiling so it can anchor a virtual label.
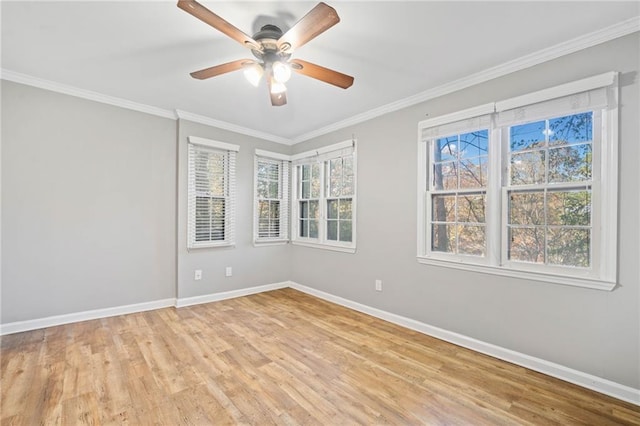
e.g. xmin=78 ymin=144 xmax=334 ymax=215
xmin=2 ymin=1 xmax=638 ymax=143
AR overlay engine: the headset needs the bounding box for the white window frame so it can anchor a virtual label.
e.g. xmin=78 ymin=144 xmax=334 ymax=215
xmin=187 ymin=136 xmax=239 ymax=249
xmin=417 ymin=72 xmax=619 ymax=291
xmin=291 ymin=140 xmax=357 ymax=253
xmin=253 ymin=149 xmax=291 ymax=245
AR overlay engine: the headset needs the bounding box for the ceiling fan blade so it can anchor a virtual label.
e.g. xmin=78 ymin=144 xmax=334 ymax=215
xmin=177 ymin=0 xmax=261 ymax=50
xmin=267 ymin=78 xmax=287 ymax=106
xmin=290 ymin=59 xmax=354 ymax=89
xmin=190 ymin=59 xmax=253 ymax=80
xmin=277 ymin=2 xmax=340 ymax=52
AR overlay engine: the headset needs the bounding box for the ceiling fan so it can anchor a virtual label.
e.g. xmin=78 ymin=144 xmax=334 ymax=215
xmin=177 ymin=0 xmax=354 ymax=106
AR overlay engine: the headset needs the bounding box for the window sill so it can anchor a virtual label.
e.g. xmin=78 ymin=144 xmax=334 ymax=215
xmin=416 ymin=256 xmax=616 ymax=291
xmin=188 ymin=242 xmax=235 ymax=250
xmin=253 ymin=240 xmax=289 ymax=247
xmin=292 ymin=240 xmax=356 ymax=254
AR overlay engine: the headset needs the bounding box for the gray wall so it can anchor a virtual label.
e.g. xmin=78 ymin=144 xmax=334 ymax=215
xmin=290 ymin=33 xmax=640 ymax=388
xmin=1 ymin=81 xmax=177 ymax=322
xmin=175 ymin=119 xmax=291 ymax=299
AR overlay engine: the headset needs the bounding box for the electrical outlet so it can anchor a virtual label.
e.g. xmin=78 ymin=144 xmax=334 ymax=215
xmin=375 ymin=279 xmax=382 ymax=292
xmin=194 ymin=270 xmax=202 ymax=280
xmin=225 ymin=266 xmax=232 ymax=277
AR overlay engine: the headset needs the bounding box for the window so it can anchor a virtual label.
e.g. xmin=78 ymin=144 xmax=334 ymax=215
xmin=187 ymin=137 xmax=239 ymax=249
xmin=292 ymin=140 xmax=357 ymax=252
xmin=254 ymin=150 xmax=290 ymax=244
xmin=418 ymin=72 xmax=619 ymax=290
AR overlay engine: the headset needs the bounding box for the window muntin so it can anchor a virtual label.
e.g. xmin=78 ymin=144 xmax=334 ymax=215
xmin=254 ymin=154 xmax=290 ymax=243
xmin=188 ymin=139 xmax=237 ymax=248
xmin=430 ymin=130 xmax=488 ymax=257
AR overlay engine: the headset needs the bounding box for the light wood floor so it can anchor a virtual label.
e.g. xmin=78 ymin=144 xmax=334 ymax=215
xmin=2 ymin=288 xmax=639 ymax=425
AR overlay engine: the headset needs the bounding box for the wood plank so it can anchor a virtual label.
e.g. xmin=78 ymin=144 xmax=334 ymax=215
xmin=2 ymin=287 xmax=639 ymax=425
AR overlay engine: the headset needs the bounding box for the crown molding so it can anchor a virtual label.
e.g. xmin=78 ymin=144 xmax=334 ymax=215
xmin=0 ymin=69 xmax=177 ymax=120
xmin=175 ymin=110 xmax=293 ymax=145
xmin=291 ymin=16 xmax=640 ymax=144
xmin=2 ymin=16 xmax=637 ymax=145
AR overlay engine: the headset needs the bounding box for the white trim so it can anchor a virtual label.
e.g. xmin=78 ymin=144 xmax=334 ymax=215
xmin=291 ymin=17 xmax=639 ymax=144
xmin=419 ymin=103 xmax=495 ymax=129
xmin=288 ymin=282 xmax=640 ymax=406
xmin=417 ymin=256 xmax=615 ymax=291
xmin=0 ymin=298 xmax=176 ymax=336
xmin=495 ymin=71 xmax=617 ymax=112
xmin=0 ymin=69 xmax=176 ymax=119
xmin=175 ymin=282 xmax=289 ymax=308
xmin=291 ymin=139 xmax=354 ymax=161
xmin=291 ymin=240 xmax=356 ymax=254
xmin=2 ymin=280 xmax=637 ymax=405
xmin=254 ymin=149 xmax=292 ymax=161
xmin=187 ymin=136 xmax=239 ymax=152
xmin=176 ymin=109 xmax=292 ymax=145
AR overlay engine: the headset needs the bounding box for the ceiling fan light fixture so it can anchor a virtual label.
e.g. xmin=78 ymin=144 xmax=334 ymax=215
xmin=272 ymin=60 xmax=292 ymax=83
xmin=243 ymin=63 xmax=264 ymax=87
xmin=270 ymin=81 xmax=287 ymax=95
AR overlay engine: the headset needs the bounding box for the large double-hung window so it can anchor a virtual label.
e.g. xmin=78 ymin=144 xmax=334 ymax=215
xmin=292 ymin=140 xmax=357 ymax=252
xmin=418 ymin=73 xmax=619 ymax=290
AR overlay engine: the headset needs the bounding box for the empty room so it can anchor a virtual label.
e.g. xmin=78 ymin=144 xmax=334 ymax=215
xmin=1 ymin=0 xmax=640 ymax=424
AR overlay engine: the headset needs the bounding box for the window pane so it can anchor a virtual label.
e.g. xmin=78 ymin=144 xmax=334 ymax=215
xmin=311 ymin=164 xmax=321 ymax=198
xmin=460 ymin=130 xmax=488 ymax=158
xmin=258 ymin=200 xmax=270 ymax=219
xmin=329 ymin=158 xmax=343 ymax=197
xmin=256 ymin=178 xmax=268 ymax=199
xmin=432 ymin=195 xmax=455 ymax=223
xmin=327 ymin=199 xmax=338 ymax=219
xmin=300 ymin=201 xmax=308 ymax=219
xmin=268 ymin=181 xmax=279 ymax=198
xmin=547 ymin=190 xmax=591 ymax=226
xmin=459 ymin=157 xmax=487 ymax=188
xmin=342 ymin=157 xmax=354 ymax=196
xmin=547 ymin=228 xmax=590 ymax=267
xmin=458 ymin=194 xmax=485 ymax=224
xmin=433 ymin=161 xmax=457 ymax=190
xmin=549 ymin=112 xmax=593 ymax=146
xmin=339 ymin=199 xmax=352 ymax=220
xmin=309 ymin=201 xmax=319 ymax=219
xmin=340 ymin=220 xmax=353 ymax=242
xmin=327 ymin=220 xmax=338 ymax=241
xmin=301 ymin=164 xmax=309 ymax=180
xmin=432 ymin=224 xmax=455 ymax=253
xmin=436 ymin=136 xmax=458 ymax=161
xmin=301 ymin=181 xmax=310 ymax=199
xmin=510 ymin=151 xmax=545 ymax=185
xmin=300 ymin=219 xmax=308 ymax=237
xmin=269 ymin=201 xmax=280 ymax=220
xmin=548 ymin=144 xmax=592 ymax=183
xmin=458 ymin=225 xmax=485 ymax=256
xmin=309 ymin=219 xmax=318 ymax=238
xmin=508 ymin=227 xmax=544 ymax=263
xmin=510 ymin=121 xmax=546 ymax=151
xmin=509 ymin=191 xmax=544 ymax=225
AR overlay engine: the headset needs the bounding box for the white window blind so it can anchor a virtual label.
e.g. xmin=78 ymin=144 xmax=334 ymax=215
xmin=187 ymin=137 xmax=239 ymax=249
xmin=254 ymin=150 xmax=290 ymax=243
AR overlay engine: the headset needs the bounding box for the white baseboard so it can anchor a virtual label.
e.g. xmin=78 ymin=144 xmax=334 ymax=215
xmin=2 ymin=280 xmax=638 ymax=407
xmin=0 ymin=298 xmax=176 ymax=336
xmin=175 ymin=282 xmax=290 ymax=308
xmin=289 ymin=282 xmax=640 ymax=407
